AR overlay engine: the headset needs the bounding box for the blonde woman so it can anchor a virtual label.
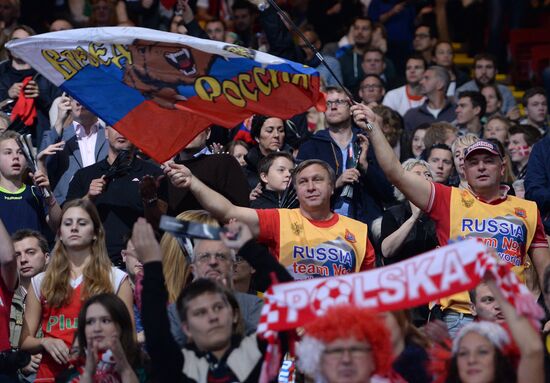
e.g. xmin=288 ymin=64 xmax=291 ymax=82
xmin=20 ymin=199 xmax=133 ymax=382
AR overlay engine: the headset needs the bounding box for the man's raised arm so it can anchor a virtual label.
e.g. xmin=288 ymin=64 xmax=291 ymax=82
xmin=164 ymin=162 xmax=260 ymax=235
xmin=350 ymin=103 xmax=433 ymax=211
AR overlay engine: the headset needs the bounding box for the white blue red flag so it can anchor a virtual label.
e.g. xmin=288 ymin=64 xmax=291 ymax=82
xmin=7 ymin=27 xmax=324 ymax=162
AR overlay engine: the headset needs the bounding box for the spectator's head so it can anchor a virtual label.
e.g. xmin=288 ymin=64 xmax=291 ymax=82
xmin=361 ymin=48 xmax=385 ymax=76
xmin=106 ymin=125 xmax=134 ymax=155
xmin=372 ymin=105 xmax=402 ymax=148
xmin=394 ymin=159 xmax=433 ymax=201
xmin=0 ymin=130 xmax=27 ymax=182
xmin=292 ymin=159 xmax=335 ymax=212
xmin=405 ymin=53 xmax=427 ymax=86
xmin=423 ymin=143 xmax=454 ymax=184
xmin=448 ymin=322 xmax=515 ymax=383
xmin=258 ymin=151 xmax=294 ymax=192
xmin=232 ymin=1 xmax=256 ymax=33
xmin=423 ymin=122 xmax=458 ymax=149
xmin=468 ymin=283 xmax=504 ymax=324
xmin=507 ymin=124 xmax=541 ymax=168
xmin=0 ymin=112 xmax=9 ymax=134
xmin=451 ymin=133 xmax=479 ymax=181
xmin=456 ymin=91 xmax=486 ymax=125
xmin=176 ymin=279 xmax=244 ymax=355
xmin=410 ymin=124 xmax=429 ymax=159
xmin=77 ymin=293 xmax=140 ymax=366
xmin=433 ymin=41 xmax=453 ymax=68
xmin=8 ymin=25 xmax=35 ymax=62
xmin=358 ymin=74 xmax=385 ymax=104
xmin=483 ymin=115 xmax=510 ymax=144
xmin=462 ymin=140 xmax=505 ymax=194
xmin=300 ymin=28 xmax=322 ymax=62
xmin=205 ymin=19 xmax=226 ymax=42
xmin=480 ymin=84 xmax=503 ymax=116
xmin=184 ymin=127 xmax=211 ymax=151
xmin=413 ymin=24 xmax=437 ymax=55
xmin=49 ymin=18 xmax=73 ymax=32
xmin=70 ymin=96 xmax=98 ymax=125
xmin=0 ymin=0 xmax=19 ymax=29
xmin=250 ymin=115 xmax=285 ymax=156
xmin=420 ymin=66 xmax=450 ymax=98
xmin=350 ymin=17 xmax=372 ymax=48
xmin=12 ymin=229 xmax=49 ymax=282
xmin=224 ymin=140 xmax=248 ymax=167
xmin=296 ymin=306 xmax=393 ymax=383
xmin=473 ymin=53 xmax=497 ymax=86
xmin=160 ymin=210 xmax=213 ymax=303
xmin=522 ymin=87 xmax=548 ymax=126
xmin=121 ymin=236 xmax=142 ymax=282
xmin=189 ymin=218 xmax=235 ymax=286
xmin=89 ymin=0 xmax=118 ymax=27
xmin=233 ymin=255 xmax=255 ymax=294
xmin=324 ymin=86 xmax=352 ymax=128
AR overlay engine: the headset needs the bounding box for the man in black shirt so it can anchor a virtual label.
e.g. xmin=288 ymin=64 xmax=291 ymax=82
xmin=66 ymin=126 xmax=165 ymax=266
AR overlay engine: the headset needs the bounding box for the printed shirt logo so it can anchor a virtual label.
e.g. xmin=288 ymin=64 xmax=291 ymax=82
xmin=460 ymin=190 xmax=474 ymax=208
xmin=514 ymin=207 xmax=527 ymax=218
xmin=290 ymin=238 xmax=357 ymax=280
xmin=291 ymin=222 xmax=303 ymax=235
xmin=460 ymin=215 xmax=527 ymax=267
xmin=344 ymin=229 xmax=356 ymax=243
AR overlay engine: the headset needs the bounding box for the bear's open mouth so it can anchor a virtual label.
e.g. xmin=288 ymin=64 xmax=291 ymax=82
xmin=165 ymin=48 xmax=197 ymax=76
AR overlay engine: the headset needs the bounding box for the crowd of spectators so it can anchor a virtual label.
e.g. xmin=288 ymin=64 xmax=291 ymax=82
xmin=0 ymin=0 xmax=550 ymax=382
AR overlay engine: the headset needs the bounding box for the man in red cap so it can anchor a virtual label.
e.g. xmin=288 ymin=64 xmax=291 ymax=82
xmin=350 ymin=103 xmax=550 ymax=337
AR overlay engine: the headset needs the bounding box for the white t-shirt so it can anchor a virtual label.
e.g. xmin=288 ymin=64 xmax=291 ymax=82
xmin=382 ymin=85 xmax=426 ymax=117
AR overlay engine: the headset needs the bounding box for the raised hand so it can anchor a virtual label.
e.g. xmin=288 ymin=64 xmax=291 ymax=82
xmin=132 ymin=217 xmax=162 ymax=264
xmin=164 ymin=162 xmax=193 ymax=189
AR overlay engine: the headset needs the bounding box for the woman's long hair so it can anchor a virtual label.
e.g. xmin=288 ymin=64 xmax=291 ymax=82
xmin=160 ymin=210 xmax=219 ymax=303
xmin=77 ymin=293 xmax=141 ymax=368
xmin=41 ymin=199 xmax=114 ymax=307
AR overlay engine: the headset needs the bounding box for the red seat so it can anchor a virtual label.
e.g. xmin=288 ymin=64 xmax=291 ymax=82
xmin=509 ymin=28 xmax=550 ymax=85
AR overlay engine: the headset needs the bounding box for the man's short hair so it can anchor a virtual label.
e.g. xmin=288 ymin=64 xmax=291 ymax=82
xmin=423 ymin=143 xmax=452 ymax=161
xmin=292 ymin=159 xmax=336 ymax=188
xmin=423 ymin=122 xmax=457 ymax=149
xmin=360 ymin=74 xmax=386 ymax=89
xmin=363 ymin=47 xmax=385 ymax=58
xmin=176 ymin=278 xmax=230 ymax=322
xmin=458 ymin=90 xmax=487 ymax=117
xmin=509 ymin=124 xmax=542 ymax=147
xmin=232 ymin=0 xmax=255 ymax=12
xmin=11 ymin=229 xmax=49 ymax=254
xmin=415 ymin=23 xmax=437 ymax=39
xmin=258 ymin=151 xmax=295 ymax=177
xmin=406 ymin=52 xmax=428 ymax=69
xmin=427 ymin=65 xmax=450 ymax=93
xmin=8 ymin=24 xmax=36 ymax=40
xmin=473 ymin=53 xmax=497 ymax=67
xmin=350 ymin=16 xmax=372 ymax=28
xmin=522 ymin=86 xmax=547 ymax=107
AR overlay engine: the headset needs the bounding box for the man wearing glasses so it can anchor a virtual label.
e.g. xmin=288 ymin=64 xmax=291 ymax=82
xmin=166 ymin=214 xmax=263 ymax=346
xmin=358 ymin=74 xmax=386 ymax=105
xmin=412 ymin=24 xmax=437 ymax=65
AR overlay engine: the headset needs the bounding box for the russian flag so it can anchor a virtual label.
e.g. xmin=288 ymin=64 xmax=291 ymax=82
xmin=7 ymin=27 xmax=324 ymax=162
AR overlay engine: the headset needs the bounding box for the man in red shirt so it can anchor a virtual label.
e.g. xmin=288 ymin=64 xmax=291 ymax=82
xmin=351 ymin=103 xmax=550 ymax=336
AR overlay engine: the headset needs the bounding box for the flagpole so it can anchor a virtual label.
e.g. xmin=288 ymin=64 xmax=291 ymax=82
xmin=265 ymin=0 xmax=375 ymax=131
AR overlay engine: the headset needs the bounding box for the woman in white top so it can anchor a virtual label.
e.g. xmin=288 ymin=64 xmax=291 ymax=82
xmin=20 ymin=199 xmax=133 ymax=383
